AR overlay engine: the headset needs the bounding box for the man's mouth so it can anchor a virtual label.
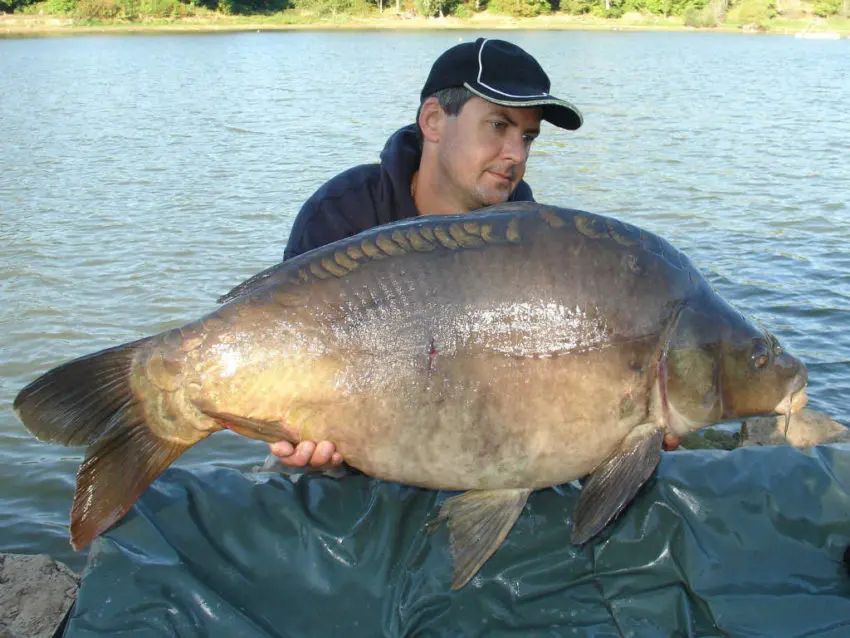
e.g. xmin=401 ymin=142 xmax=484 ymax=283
xmin=488 ymin=170 xmax=514 ymax=184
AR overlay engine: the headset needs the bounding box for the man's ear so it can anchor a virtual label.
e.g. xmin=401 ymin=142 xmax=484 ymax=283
xmin=418 ymin=97 xmax=444 ymax=144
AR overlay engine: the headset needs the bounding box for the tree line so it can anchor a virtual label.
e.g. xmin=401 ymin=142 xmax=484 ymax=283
xmin=3 ymin=0 xmax=846 ymax=25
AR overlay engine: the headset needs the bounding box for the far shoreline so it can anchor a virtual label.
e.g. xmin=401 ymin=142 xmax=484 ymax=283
xmin=2 ymin=12 xmax=848 ymax=38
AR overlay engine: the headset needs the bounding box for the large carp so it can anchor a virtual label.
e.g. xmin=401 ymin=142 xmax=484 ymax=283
xmin=15 ymin=202 xmax=807 ymax=589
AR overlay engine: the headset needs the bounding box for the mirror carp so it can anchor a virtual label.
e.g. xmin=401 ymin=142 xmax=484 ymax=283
xmin=15 ymin=202 xmax=808 ymax=589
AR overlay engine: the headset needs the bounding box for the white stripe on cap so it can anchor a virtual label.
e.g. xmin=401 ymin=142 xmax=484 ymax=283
xmin=476 ymin=38 xmax=548 ymax=99
xmin=464 ymin=83 xmax=579 ymax=111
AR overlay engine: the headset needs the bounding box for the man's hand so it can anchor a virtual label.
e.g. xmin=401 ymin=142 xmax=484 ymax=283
xmin=269 ymin=440 xmax=344 ymax=469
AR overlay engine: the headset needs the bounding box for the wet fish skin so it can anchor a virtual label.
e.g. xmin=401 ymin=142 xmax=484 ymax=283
xmin=14 ymin=202 xmax=808 ymax=589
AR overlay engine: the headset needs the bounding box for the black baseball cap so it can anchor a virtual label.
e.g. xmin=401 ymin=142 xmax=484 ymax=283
xmin=420 ymin=38 xmax=583 ymax=131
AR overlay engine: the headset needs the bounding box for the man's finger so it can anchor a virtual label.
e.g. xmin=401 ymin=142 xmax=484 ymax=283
xmin=291 ymin=441 xmax=317 ymax=467
xmin=269 ymin=441 xmax=295 ymax=458
xmin=310 ymin=441 xmax=336 ymax=467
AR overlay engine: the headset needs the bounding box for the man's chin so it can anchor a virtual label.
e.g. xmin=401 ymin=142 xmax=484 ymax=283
xmin=476 ymin=189 xmax=513 ymax=208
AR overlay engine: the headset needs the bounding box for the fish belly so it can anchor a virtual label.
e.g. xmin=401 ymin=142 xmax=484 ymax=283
xmin=285 ymin=346 xmax=656 ymax=491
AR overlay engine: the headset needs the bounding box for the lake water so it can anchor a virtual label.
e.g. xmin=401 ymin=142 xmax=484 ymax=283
xmin=1 ymin=30 xmax=848 ymax=572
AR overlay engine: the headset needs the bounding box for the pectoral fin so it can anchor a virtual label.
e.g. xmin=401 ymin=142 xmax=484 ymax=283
xmin=197 ymin=407 xmax=292 ymax=444
xmin=428 ymin=488 xmax=531 ymax=590
xmin=571 ymin=425 xmax=665 ymax=545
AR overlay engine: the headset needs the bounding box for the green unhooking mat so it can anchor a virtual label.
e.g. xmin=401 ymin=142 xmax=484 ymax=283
xmin=65 ymin=445 xmax=850 ymax=637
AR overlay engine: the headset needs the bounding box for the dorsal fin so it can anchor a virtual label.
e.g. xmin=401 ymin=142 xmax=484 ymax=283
xmin=215 ymin=207 xmax=528 ymax=305
xmin=215 ymin=203 xmax=693 ymax=305
xmin=217 ymin=262 xmax=285 ymax=304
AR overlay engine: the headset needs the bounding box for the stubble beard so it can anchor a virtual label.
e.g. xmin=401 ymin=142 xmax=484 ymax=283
xmin=473 ymin=169 xmax=517 ymax=208
xmin=438 ymin=154 xmax=517 ymax=212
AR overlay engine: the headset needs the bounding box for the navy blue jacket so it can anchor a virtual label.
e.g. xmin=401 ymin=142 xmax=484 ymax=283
xmin=283 ymin=124 xmax=535 ymax=260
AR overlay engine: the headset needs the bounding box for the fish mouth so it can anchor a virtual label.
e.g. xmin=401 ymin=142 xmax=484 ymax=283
xmin=773 ymin=374 xmax=808 ymax=438
xmin=773 ymin=366 xmax=808 ymax=416
xmin=774 ymin=386 xmax=808 ymax=417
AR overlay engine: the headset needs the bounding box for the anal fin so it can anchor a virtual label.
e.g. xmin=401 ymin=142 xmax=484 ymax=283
xmin=571 ymin=424 xmax=664 ymax=545
xmin=429 ymin=488 xmax=531 ymax=590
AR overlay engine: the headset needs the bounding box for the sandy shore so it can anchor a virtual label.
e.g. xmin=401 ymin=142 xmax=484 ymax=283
xmin=2 ymin=12 xmax=846 ymax=38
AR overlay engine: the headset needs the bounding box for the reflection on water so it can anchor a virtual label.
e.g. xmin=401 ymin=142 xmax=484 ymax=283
xmin=1 ymin=31 xmax=848 ymax=570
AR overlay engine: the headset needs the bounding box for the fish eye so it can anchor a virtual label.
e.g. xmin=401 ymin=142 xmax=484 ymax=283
xmin=750 ymin=342 xmax=771 ymax=371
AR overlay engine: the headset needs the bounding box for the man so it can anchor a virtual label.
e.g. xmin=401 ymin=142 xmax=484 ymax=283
xmin=270 ymin=37 xmax=583 ymax=469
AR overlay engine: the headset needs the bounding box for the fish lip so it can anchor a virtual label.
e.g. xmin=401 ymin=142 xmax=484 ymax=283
xmin=771 ymin=362 xmax=808 ymax=416
xmin=774 ymin=385 xmax=808 ymax=416
xmin=791 ymin=367 xmax=808 ymax=394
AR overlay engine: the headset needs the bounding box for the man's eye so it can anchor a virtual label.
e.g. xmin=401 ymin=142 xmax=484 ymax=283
xmin=491 ymin=121 xmax=507 ymax=130
xmin=523 ymin=134 xmax=537 ymax=145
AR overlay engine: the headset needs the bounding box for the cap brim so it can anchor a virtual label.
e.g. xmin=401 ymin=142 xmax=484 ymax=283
xmin=464 ymin=83 xmax=583 ymax=131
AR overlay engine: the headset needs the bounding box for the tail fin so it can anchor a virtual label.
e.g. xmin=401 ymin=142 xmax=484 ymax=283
xmin=14 ymin=338 xmax=198 ymax=550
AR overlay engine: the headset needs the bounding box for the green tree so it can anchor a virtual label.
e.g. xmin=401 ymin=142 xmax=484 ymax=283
xmin=558 ymin=0 xmax=593 ymax=13
xmin=218 ymin=0 xmax=289 ymax=12
xmin=290 ymin=0 xmax=356 ymax=13
xmin=621 ymin=0 xmax=708 ymax=16
xmin=682 ymin=3 xmax=718 ymax=24
xmin=415 ymin=0 xmax=459 ymax=16
xmin=589 ymin=0 xmax=624 ymax=17
xmin=2 ymin=0 xmax=37 ymax=11
xmin=728 ymin=0 xmax=776 ymax=25
xmin=45 ymin=0 xmax=77 ymax=11
xmin=813 ymin=0 xmax=840 ymax=15
xmin=487 ymin=0 xmax=551 ymax=16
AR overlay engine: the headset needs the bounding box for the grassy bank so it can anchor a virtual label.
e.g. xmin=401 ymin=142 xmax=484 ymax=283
xmin=2 ymin=9 xmax=849 ymax=36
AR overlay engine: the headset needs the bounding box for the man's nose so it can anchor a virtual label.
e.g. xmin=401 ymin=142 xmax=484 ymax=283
xmin=502 ymin=133 xmax=529 ymax=164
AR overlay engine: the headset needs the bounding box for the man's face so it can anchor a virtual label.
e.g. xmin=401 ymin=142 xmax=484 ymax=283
xmin=436 ymin=97 xmax=542 ymax=211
